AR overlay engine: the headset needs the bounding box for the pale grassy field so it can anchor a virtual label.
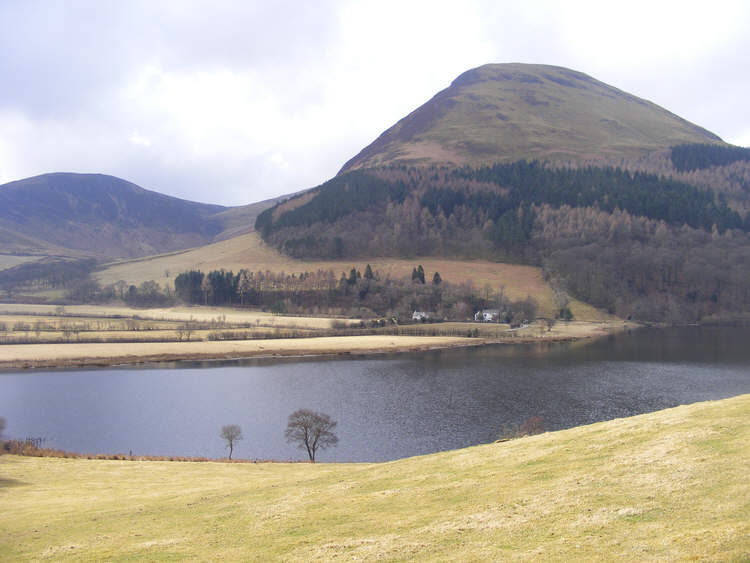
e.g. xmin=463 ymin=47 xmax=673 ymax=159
xmin=0 ymin=304 xmax=358 ymax=329
xmin=0 ymin=319 xmax=630 ymax=367
xmin=0 ymin=314 xmax=177 ymax=330
xmin=0 ymin=300 xmax=629 ymax=369
xmin=519 ymin=319 xmax=634 ymax=340
xmin=2 ymin=394 xmax=748 ymax=561
xmin=0 ymin=328 xmax=313 ymax=344
xmin=96 ymin=232 xmax=607 ymax=320
xmin=0 ymin=335 xmax=471 ymax=367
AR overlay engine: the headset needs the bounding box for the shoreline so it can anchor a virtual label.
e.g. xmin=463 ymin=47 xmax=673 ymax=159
xmin=0 ymin=321 xmax=635 ymax=370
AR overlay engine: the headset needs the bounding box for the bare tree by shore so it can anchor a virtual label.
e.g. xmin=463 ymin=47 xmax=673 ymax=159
xmin=285 ymin=409 xmax=338 ymax=462
xmin=220 ymin=424 xmax=243 ymax=460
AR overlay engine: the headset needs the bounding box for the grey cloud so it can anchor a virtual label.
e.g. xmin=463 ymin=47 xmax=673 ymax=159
xmin=0 ymin=1 xmax=338 ymax=116
xmin=1 ymin=0 xmax=749 ymax=207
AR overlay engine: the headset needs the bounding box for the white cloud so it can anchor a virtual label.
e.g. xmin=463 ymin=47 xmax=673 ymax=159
xmin=729 ymin=129 xmax=750 ymax=148
xmin=270 ymin=153 xmax=288 ymax=169
xmin=129 ymin=134 xmax=152 ymax=148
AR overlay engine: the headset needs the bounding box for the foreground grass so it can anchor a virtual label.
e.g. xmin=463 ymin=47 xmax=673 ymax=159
xmin=2 ymin=395 xmax=748 ymax=561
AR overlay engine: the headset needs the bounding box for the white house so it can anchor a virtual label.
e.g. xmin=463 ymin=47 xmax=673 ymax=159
xmin=412 ymin=310 xmax=431 ymax=321
xmin=474 ymin=309 xmax=500 ymax=322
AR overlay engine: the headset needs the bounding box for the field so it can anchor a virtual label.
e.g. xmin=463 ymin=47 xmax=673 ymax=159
xmin=0 ymin=335 xmax=474 ymax=369
xmin=2 ymin=394 xmax=748 ymax=561
xmin=0 ymin=304 xmax=360 ymax=329
xmin=0 ymin=301 xmax=631 ymax=369
xmin=97 ymin=232 xmax=607 ymax=320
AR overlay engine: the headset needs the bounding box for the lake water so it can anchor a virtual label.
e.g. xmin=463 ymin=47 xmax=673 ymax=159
xmin=1 ymin=326 xmax=749 ymax=462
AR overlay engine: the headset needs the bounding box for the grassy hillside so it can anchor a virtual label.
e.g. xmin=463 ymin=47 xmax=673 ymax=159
xmin=0 ymin=254 xmax=47 ymax=272
xmin=0 ymin=225 xmax=86 ymax=259
xmin=97 ymin=231 xmax=606 ymax=320
xmin=2 ymin=394 xmax=748 ymax=561
xmin=341 ymin=63 xmax=724 ymax=172
xmin=210 ymin=194 xmax=290 ymax=241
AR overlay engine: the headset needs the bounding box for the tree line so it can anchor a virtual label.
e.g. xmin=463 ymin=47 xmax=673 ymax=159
xmin=174 ymin=265 xmax=539 ymax=322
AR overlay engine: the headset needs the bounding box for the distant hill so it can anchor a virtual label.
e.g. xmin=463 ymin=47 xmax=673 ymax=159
xmin=0 ymin=173 xmax=279 ymax=259
xmin=340 ymin=63 xmax=723 ymax=172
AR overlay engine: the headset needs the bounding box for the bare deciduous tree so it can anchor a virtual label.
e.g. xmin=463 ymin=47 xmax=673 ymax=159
xmin=220 ymin=424 xmax=243 ymax=460
xmin=0 ymin=416 xmax=5 ymax=439
xmin=284 ymin=409 xmax=338 ymax=462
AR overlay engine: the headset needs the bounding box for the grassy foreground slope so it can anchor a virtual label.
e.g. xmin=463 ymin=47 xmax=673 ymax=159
xmin=98 ymin=232 xmax=606 ymax=320
xmin=2 ymin=395 xmax=748 ymax=561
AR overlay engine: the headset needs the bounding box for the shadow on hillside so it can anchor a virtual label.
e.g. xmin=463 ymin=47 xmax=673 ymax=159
xmin=0 ymin=477 xmax=28 ymax=489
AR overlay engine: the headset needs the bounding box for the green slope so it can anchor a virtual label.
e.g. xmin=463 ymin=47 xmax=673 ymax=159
xmin=340 ymin=63 xmax=724 ymax=172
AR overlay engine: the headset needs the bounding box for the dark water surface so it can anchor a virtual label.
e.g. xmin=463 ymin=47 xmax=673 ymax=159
xmin=1 ymin=326 xmax=749 ymax=462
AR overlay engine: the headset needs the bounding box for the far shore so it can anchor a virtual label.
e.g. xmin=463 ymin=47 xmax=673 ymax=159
xmin=0 ymin=320 xmax=635 ymax=370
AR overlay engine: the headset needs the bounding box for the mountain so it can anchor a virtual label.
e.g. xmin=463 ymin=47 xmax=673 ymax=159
xmin=0 ymin=173 xmax=278 ymax=259
xmin=257 ymin=63 xmax=750 ymax=323
xmin=340 ymin=63 xmax=723 ymax=172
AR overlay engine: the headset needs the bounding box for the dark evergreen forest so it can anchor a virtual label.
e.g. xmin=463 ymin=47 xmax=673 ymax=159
xmin=671 ymin=143 xmax=750 ymax=172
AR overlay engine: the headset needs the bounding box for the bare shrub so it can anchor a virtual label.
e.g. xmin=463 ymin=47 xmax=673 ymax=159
xmin=497 ymin=416 xmax=546 ymax=441
xmin=518 ymin=416 xmax=545 ymax=436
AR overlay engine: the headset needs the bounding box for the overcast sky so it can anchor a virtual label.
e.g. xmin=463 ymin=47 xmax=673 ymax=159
xmin=1 ymin=0 xmax=749 ymax=206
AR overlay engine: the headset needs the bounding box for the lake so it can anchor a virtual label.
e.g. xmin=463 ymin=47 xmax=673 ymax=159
xmin=1 ymin=326 xmax=749 ymax=462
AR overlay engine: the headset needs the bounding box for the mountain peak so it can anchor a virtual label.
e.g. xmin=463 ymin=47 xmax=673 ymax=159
xmin=339 ymin=63 xmax=723 ymax=173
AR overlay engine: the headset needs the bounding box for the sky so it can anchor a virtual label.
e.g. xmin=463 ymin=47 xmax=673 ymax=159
xmin=1 ymin=0 xmax=749 ymax=206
